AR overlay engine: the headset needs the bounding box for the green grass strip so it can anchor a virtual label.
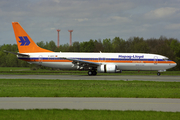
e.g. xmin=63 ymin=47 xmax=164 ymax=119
xmin=0 ymin=109 xmax=180 ymax=120
xmin=0 ymin=79 xmax=180 ymax=98
xmin=0 ymin=67 xmax=180 ymax=75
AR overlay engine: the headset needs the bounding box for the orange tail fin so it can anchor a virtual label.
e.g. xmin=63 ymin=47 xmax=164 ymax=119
xmin=12 ymin=22 xmax=53 ymax=53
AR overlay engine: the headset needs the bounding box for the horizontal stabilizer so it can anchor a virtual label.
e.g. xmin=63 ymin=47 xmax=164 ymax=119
xmin=4 ymin=50 xmax=29 ymax=57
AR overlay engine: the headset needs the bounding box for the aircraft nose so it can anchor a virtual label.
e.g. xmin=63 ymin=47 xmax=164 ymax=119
xmin=172 ymin=62 xmax=177 ymax=67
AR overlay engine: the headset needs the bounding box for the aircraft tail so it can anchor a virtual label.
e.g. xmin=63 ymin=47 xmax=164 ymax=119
xmin=12 ymin=22 xmax=53 ymax=53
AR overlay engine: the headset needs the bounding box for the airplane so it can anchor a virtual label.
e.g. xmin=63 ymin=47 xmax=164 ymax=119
xmin=6 ymin=22 xmax=177 ymax=76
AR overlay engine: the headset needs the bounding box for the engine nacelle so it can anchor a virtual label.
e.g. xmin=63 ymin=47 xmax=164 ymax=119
xmin=97 ymin=64 xmax=121 ymax=73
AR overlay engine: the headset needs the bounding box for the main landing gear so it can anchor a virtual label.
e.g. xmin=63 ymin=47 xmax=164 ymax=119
xmin=88 ymin=70 xmax=97 ymax=76
xmin=157 ymin=72 xmax=161 ymax=76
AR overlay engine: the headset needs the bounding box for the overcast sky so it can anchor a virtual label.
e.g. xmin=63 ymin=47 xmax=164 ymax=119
xmin=1 ymin=0 xmax=180 ymax=45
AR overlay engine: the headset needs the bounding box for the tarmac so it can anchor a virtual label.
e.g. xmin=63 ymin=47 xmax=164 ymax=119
xmin=0 ymin=75 xmax=180 ymax=111
xmin=0 ymin=97 xmax=180 ymax=112
xmin=0 ymin=75 xmax=180 ymax=82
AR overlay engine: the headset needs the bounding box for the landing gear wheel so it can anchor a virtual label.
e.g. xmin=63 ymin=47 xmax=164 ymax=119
xmin=157 ymin=72 xmax=161 ymax=76
xmin=88 ymin=70 xmax=97 ymax=76
xmin=92 ymin=70 xmax=97 ymax=76
xmin=88 ymin=70 xmax=93 ymax=76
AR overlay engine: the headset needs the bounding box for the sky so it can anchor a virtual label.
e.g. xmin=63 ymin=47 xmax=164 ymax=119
xmin=0 ymin=0 xmax=180 ymax=45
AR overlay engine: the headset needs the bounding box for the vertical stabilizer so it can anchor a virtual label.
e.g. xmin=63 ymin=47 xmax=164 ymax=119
xmin=12 ymin=22 xmax=53 ymax=53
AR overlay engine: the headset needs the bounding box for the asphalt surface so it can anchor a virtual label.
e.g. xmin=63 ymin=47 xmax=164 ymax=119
xmin=0 ymin=75 xmax=180 ymax=82
xmin=0 ymin=75 xmax=180 ymax=111
xmin=0 ymin=97 xmax=180 ymax=112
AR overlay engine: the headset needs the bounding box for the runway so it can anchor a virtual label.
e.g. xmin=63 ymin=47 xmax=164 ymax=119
xmin=0 ymin=75 xmax=179 ymax=112
xmin=0 ymin=97 xmax=180 ymax=112
xmin=0 ymin=75 xmax=180 ymax=82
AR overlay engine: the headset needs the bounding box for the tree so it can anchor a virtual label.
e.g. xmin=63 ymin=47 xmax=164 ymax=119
xmin=72 ymin=41 xmax=80 ymax=52
xmin=112 ymin=37 xmax=126 ymax=52
xmin=55 ymin=43 xmax=70 ymax=52
xmin=47 ymin=40 xmax=57 ymax=51
xmin=0 ymin=36 xmax=179 ymax=70
xmin=80 ymin=39 xmax=95 ymax=52
xmin=128 ymin=37 xmax=150 ymax=53
xmin=103 ymin=38 xmax=112 ymax=52
xmin=169 ymin=39 xmax=180 ymax=70
xmin=94 ymin=39 xmax=103 ymax=52
xmin=6 ymin=53 xmax=18 ymax=67
xmin=0 ymin=51 xmax=6 ymax=66
xmin=146 ymin=38 xmax=159 ymax=54
xmin=37 ymin=41 xmax=46 ymax=48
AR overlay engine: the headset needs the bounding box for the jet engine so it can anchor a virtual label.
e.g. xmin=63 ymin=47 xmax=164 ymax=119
xmin=97 ymin=64 xmax=121 ymax=73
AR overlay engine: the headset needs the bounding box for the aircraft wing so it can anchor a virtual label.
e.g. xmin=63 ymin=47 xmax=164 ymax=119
xmin=63 ymin=57 xmax=102 ymax=68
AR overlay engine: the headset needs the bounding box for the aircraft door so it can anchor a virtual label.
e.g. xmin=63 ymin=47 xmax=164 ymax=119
xmin=39 ymin=55 xmax=43 ymax=64
xmin=154 ymin=56 xmax=158 ymax=65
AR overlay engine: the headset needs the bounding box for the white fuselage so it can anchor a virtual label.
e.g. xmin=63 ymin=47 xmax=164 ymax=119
xmin=18 ymin=52 xmax=177 ymax=71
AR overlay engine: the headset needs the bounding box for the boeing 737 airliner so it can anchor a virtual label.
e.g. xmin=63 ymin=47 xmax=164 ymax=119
xmin=6 ymin=22 xmax=177 ymax=76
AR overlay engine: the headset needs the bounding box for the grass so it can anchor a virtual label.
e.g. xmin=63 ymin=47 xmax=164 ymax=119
xmin=0 ymin=109 xmax=180 ymax=120
xmin=0 ymin=67 xmax=179 ymax=119
xmin=0 ymin=67 xmax=87 ymax=75
xmin=0 ymin=67 xmax=180 ymax=75
xmin=0 ymin=79 xmax=180 ymax=98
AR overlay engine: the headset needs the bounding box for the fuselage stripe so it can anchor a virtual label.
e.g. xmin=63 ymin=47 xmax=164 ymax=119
xmin=18 ymin=57 xmax=175 ymax=64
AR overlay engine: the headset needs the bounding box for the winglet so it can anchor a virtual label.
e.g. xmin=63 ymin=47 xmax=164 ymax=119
xmin=12 ymin=22 xmax=53 ymax=53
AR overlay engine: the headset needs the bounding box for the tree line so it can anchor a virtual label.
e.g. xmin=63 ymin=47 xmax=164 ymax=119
xmin=0 ymin=36 xmax=180 ymax=70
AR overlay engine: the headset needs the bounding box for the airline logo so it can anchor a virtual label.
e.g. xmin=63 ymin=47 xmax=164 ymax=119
xmin=118 ymin=55 xmax=144 ymax=59
xmin=18 ymin=36 xmax=30 ymax=46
